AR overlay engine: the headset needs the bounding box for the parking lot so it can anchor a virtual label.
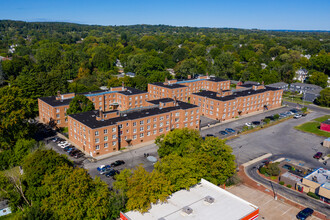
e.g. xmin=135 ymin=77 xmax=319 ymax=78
xmin=227 ymin=184 xmax=321 ymax=220
xmin=200 ymin=106 xmax=292 ymax=139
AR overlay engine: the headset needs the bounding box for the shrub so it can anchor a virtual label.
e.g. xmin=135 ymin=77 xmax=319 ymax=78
xmin=259 ymin=167 xmax=266 ymax=174
xmin=263 ymin=118 xmax=271 ymax=124
xmin=270 ymin=176 xmax=277 ymax=180
xmin=286 ymin=184 xmax=292 ymax=188
xmin=273 ymin=114 xmax=280 ymax=120
xmin=279 ymin=181 xmax=284 ymax=185
xmin=307 ymin=192 xmax=320 ymax=199
xmin=265 ymin=162 xmax=281 ymax=176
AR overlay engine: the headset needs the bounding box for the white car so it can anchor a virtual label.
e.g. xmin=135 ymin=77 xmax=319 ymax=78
xmin=58 ymin=141 xmax=68 ymax=146
xmin=245 ymin=122 xmax=252 ymax=127
xmin=294 ymin=114 xmax=302 ymax=119
xmin=60 ymin=143 xmax=70 ymax=148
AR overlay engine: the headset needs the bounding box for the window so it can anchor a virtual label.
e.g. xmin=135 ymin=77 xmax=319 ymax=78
xmin=104 ymin=143 xmax=108 ymax=148
xmin=95 ymin=145 xmax=100 ymax=150
xmin=112 ymin=141 xmax=116 ymax=146
xmin=133 ymin=135 xmax=137 ymax=140
xmin=57 ymin=120 xmax=60 ymax=124
xmin=140 ymin=133 xmax=144 ymax=138
xmin=166 ymin=115 xmax=169 ymax=119
xmin=140 ymin=120 xmax=144 ymax=125
xmin=159 ymin=128 xmax=163 ymax=133
xmin=175 ymin=112 xmax=180 ymax=116
xmin=147 ymin=131 xmax=151 ymax=136
xmin=133 ymin=128 xmax=137 ymax=133
xmin=104 ymin=129 xmax=108 ymax=134
xmin=133 ymin=122 xmax=137 ymax=126
xmin=153 ymin=118 xmax=157 ymax=122
xmin=147 ymin=119 xmax=151 ymax=123
xmin=184 ymin=123 xmax=188 ymax=127
xmin=153 ymin=130 xmax=157 ymax=134
xmin=104 ymin=136 xmax=108 ymax=141
xmin=147 ymin=125 xmax=150 ymax=130
xmin=140 ymin=127 xmax=144 ymax=131
xmin=112 ymin=127 xmax=116 ymax=132
xmin=160 ymin=122 xmax=163 ymax=127
xmin=56 ymin=114 xmax=60 ymax=118
xmin=160 ymin=116 xmax=164 ymax=121
xmin=95 ymin=131 xmax=99 ymax=136
xmin=56 ymin=109 xmax=60 ymax=113
xmin=112 ymin=134 xmax=116 ymax=139
xmin=95 ymin=138 xmax=99 ymax=143
xmin=153 ymin=124 xmax=157 ymax=128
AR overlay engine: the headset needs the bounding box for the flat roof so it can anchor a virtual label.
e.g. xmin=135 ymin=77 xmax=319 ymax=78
xmin=124 ymin=179 xmax=258 ymax=220
xmin=321 ymin=119 xmax=330 ymax=125
xmin=150 ymin=77 xmax=229 ymax=89
xmin=39 ymin=96 xmax=73 ymax=107
xmin=69 ymin=100 xmax=198 ymax=129
xmin=304 ymin=168 xmax=330 ymax=186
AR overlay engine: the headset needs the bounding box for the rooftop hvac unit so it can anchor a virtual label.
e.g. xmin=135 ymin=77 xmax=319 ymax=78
xmin=182 ymin=206 xmax=193 ymax=215
xmin=204 ymin=196 xmax=215 ymax=204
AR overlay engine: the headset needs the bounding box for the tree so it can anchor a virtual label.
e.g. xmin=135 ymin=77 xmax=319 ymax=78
xmin=174 ymin=59 xmax=197 ymax=79
xmin=0 ymin=86 xmax=35 ymax=150
xmin=0 ymin=62 xmax=5 ymax=85
xmin=308 ymin=71 xmax=328 ymax=88
xmin=41 ymin=165 xmax=111 ymax=220
xmin=314 ymin=88 xmax=330 ymax=107
xmin=310 ymin=54 xmax=330 ymax=75
xmin=172 ymin=48 xmax=189 ymax=62
xmin=156 ymin=128 xmax=201 ymax=158
xmin=114 ymin=166 xmax=172 ymax=213
xmin=66 ymin=95 xmax=94 ymax=115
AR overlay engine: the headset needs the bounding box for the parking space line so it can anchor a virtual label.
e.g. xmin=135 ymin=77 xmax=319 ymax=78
xmin=281 ymin=207 xmax=292 ymax=216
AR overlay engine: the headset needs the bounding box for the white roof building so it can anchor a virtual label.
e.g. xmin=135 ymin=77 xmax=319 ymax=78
xmin=121 ymin=179 xmax=259 ymax=220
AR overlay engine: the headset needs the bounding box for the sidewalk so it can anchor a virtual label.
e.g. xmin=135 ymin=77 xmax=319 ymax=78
xmin=201 ymin=105 xmax=286 ymax=130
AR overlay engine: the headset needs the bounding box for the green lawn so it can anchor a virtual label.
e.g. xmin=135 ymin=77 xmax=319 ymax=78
xmin=295 ymin=121 xmax=330 ymax=138
xmin=313 ymin=115 xmax=330 ymax=123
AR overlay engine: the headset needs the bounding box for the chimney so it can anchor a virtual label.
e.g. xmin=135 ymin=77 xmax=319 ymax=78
xmin=206 ymin=72 xmax=209 ymax=79
xmin=174 ymin=96 xmax=177 ymax=106
xmin=122 ymin=81 xmax=125 ymax=91
xmin=56 ymin=91 xmax=62 ymax=101
xmin=188 ymin=75 xmax=191 ymax=79
xmin=98 ymin=110 xmax=104 ymax=121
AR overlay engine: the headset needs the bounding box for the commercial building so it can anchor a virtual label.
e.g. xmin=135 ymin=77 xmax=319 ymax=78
xmin=297 ymin=168 xmax=330 ymax=203
xmin=38 ymin=86 xmax=149 ymax=127
xmin=68 ymin=98 xmax=200 ymax=157
xmin=148 ymin=75 xmax=230 ymax=102
xmin=321 ymin=120 xmax=330 ymax=132
xmin=121 ymin=179 xmax=259 ymax=220
xmin=190 ymin=84 xmax=283 ymax=121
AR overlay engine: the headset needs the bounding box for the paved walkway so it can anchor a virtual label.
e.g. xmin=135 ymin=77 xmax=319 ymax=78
xmin=237 ymin=166 xmax=328 ymax=220
xmin=227 ymin=184 xmax=321 ymax=220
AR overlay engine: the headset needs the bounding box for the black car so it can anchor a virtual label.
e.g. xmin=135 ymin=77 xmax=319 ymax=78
xmin=69 ymin=150 xmax=81 ymax=157
xmin=265 ymin=116 xmax=275 ymax=121
xmin=252 ymin=121 xmax=261 ymax=125
xmin=105 ymin=170 xmax=120 ymax=178
xmin=219 ymin=130 xmax=228 ymax=135
xmin=296 ymin=208 xmax=313 ymax=220
xmin=111 ymin=160 xmax=125 ymax=167
xmin=73 ymin=152 xmax=84 ymax=159
xmin=206 ymin=134 xmax=215 ymax=137
xmin=290 ymin=109 xmax=299 ymax=114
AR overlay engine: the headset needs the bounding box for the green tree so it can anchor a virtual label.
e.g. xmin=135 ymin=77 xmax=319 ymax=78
xmin=0 ymin=86 xmax=35 ymax=150
xmin=156 ymin=128 xmax=201 ymax=158
xmin=66 ymin=95 xmax=94 ymax=115
xmin=308 ymin=71 xmax=328 ymax=88
xmin=314 ymin=88 xmax=330 ymax=107
xmin=174 ymin=59 xmax=197 ymax=79
xmin=310 ymin=54 xmax=330 ymax=75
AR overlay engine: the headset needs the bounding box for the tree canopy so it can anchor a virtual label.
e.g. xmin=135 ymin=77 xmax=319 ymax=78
xmin=66 ymin=95 xmax=94 ymax=115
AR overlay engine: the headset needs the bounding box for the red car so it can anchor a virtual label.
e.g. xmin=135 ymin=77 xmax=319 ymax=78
xmin=313 ymin=152 xmax=323 ymax=159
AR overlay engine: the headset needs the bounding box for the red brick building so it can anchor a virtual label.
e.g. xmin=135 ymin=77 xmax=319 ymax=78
xmin=148 ymin=75 xmax=230 ymax=102
xmin=38 ymin=86 xmax=149 ymax=127
xmin=191 ymin=84 xmax=283 ymax=121
xmin=321 ymin=120 xmax=330 ymax=132
xmin=68 ymin=98 xmax=200 ymax=157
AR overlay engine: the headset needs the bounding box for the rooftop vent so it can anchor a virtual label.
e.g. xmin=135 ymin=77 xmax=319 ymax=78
xmin=204 ymin=196 xmax=215 ymax=204
xmin=182 ymin=206 xmax=193 ymax=215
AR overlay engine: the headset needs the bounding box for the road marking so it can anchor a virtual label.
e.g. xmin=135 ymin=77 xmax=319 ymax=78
xmin=281 ymin=207 xmax=292 ymax=216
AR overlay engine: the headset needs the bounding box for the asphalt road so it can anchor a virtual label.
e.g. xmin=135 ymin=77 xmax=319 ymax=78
xmin=246 ymin=158 xmax=330 ymax=216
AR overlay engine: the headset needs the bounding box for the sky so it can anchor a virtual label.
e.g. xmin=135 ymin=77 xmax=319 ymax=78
xmin=1 ymin=0 xmax=330 ymax=30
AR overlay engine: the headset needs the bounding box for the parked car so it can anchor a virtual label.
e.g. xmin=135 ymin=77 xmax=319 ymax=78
xmin=290 ymin=109 xmax=299 ymax=114
xmin=63 ymin=146 xmax=74 ymax=152
xmin=73 ymin=152 xmax=84 ymax=159
xmin=51 ymin=137 xmax=59 ymax=142
xmin=100 ymin=167 xmax=113 ymax=175
xmin=252 ymin=121 xmax=261 ymax=126
xmin=313 ymin=152 xmax=323 ymax=159
xmin=302 ymin=113 xmax=307 ymax=117
xmin=105 ymin=170 xmax=120 ymax=178
xmin=279 ymin=113 xmax=287 ymax=118
xmin=286 ymin=111 xmax=294 ymax=116
xmin=69 ymin=150 xmax=81 ymax=156
xmin=66 ymin=147 xmax=76 ymax=153
xmin=296 ymin=208 xmax=314 ymax=220
xmin=206 ymin=134 xmax=215 ymax=137
xmin=225 ymin=128 xmax=236 ymax=133
xmin=97 ymin=165 xmax=111 ymax=172
xmin=111 ymin=160 xmax=125 ymax=167
xmin=245 ymin=122 xmax=252 ymax=127
xmin=219 ymin=131 xmax=228 ymax=135
xmin=60 ymin=143 xmax=71 ymax=148
xmin=58 ymin=141 xmax=68 ymax=146
xmin=265 ymin=115 xmax=275 ymax=121
xmin=294 ymin=114 xmax=302 ymax=119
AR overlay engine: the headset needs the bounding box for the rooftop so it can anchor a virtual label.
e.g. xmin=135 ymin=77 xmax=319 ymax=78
xmin=290 ymin=82 xmax=322 ymax=89
xmin=267 ymin=82 xmax=288 ymax=87
xmin=69 ymin=99 xmax=198 ymax=129
xmin=193 ymin=86 xmax=279 ymax=102
xmin=38 ymin=96 xmax=73 ymax=107
xmin=150 ymin=77 xmax=229 ymax=89
xmin=322 ymin=119 xmax=330 ymax=125
xmin=147 ymin=98 xmax=175 ymax=105
xmin=304 ymin=168 xmax=330 ymax=186
xmin=124 ymin=179 xmax=258 ymax=220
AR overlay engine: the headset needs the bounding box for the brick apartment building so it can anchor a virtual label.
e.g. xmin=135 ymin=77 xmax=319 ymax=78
xmin=38 ymin=86 xmax=149 ymax=127
xmin=148 ymin=75 xmax=230 ymax=102
xmin=68 ymin=98 xmax=200 ymax=157
xmin=190 ymin=84 xmax=283 ymax=121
